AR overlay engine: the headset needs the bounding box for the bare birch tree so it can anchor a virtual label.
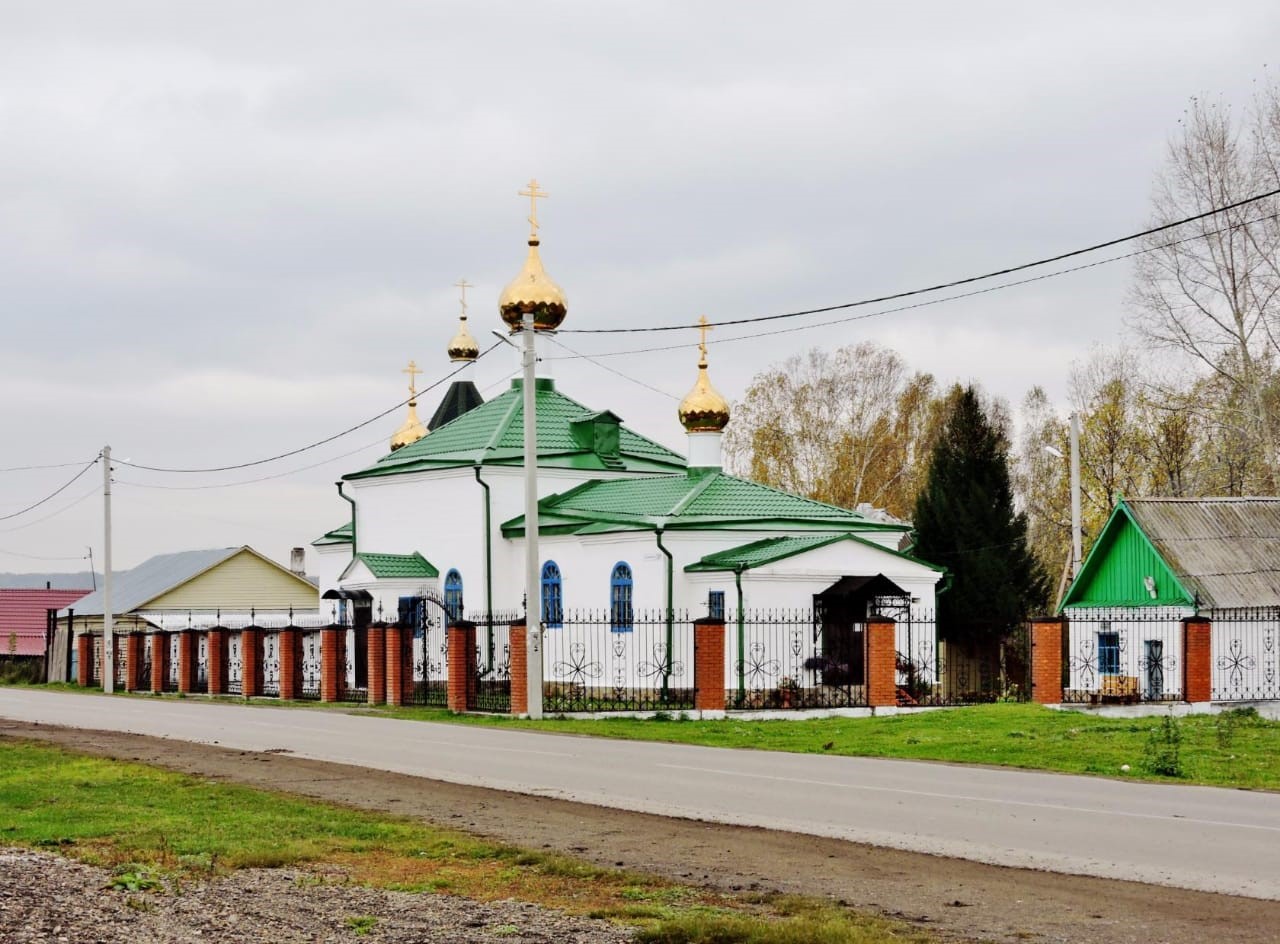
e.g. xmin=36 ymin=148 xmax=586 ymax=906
xmin=1129 ymin=85 xmax=1280 ymax=490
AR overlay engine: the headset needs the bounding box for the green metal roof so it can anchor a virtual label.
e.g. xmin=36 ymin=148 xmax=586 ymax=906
xmin=1061 ymin=500 xmax=1194 ymax=610
xmin=312 ymin=522 xmax=353 ymax=546
xmin=346 ymin=379 xmax=686 ymax=479
xmin=685 ymin=533 xmax=944 ymax=573
xmin=353 ymin=552 xmax=439 ymax=579
xmin=502 ymin=469 xmax=910 ymax=537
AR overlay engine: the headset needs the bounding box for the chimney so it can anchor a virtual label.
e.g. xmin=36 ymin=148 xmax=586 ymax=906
xmin=290 ymin=547 xmax=306 ymax=576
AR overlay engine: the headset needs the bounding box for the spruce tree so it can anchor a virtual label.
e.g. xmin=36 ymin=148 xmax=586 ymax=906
xmin=912 ymin=386 xmax=1048 ymax=645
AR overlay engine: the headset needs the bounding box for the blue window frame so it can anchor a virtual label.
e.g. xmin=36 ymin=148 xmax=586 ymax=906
xmin=541 ymin=560 xmax=563 ymax=628
xmin=610 ymin=562 xmax=633 ymax=632
xmin=443 ymin=569 xmax=463 ymax=622
xmin=1098 ymin=631 xmax=1120 ymax=676
xmin=708 ymin=590 xmax=725 ymax=621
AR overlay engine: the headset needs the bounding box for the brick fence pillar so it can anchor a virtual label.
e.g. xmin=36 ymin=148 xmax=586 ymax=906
xmin=447 ymin=621 xmax=477 ymax=712
xmin=241 ymin=627 xmax=263 ymax=697
xmin=176 ymin=632 xmax=198 ymax=694
xmin=367 ymin=624 xmax=387 ymax=706
xmin=278 ymin=627 xmax=301 ymax=700
xmin=76 ymin=633 xmax=92 ymax=687
xmin=693 ymin=617 xmax=726 ymax=711
xmin=124 ymin=634 xmax=144 ymax=692
xmin=1030 ymin=617 xmax=1065 ymax=704
xmin=151 ymin=632 xmax=167 ymax=693
xmin=206 ymin=628 xmax=227 ymax=695
xmin=321 ymin=626 xmax=344 ymax=702
xmin=1183 ymin=617 xmax=1212 ymax=704
xmin=866 ymin=617 xmax=898 ymax=708
xmin=384 ymin=624 xmax=405 ymax=706
xmin=509 ymin=620 xmax=528 ymax=716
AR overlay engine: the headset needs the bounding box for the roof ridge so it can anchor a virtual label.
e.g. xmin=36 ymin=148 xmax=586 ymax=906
xmin=710 ymin=471 xmax=874 ymax=519
xmin=668 ymin=470 xmax=722 ymax=517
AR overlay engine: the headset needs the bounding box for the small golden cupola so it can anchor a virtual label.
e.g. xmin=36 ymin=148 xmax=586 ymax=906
xmin=390 ymin=359 xmax=427 ymax=452
xmin=678 ymin=316 xmax=731 ymax=433
xmin=498 ymin=179 xmax=567 ymax=332
xmin=447 ymin=278 xmax=480 ymax=362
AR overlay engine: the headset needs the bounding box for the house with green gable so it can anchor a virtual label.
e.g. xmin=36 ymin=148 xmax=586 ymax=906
xmin=1060 ymin=497 xmax=1280 ymax=703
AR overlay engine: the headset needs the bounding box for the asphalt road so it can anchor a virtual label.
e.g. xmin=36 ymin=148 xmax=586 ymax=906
xmin=3 ymin=689 xmax=1278 ymax=900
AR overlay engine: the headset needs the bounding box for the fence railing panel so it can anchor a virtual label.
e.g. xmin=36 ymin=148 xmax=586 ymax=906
xmin=1210 ymin=609 xmax=1280 ymax=702
xmin=299 ymin=631 xmax=321 ymax=700
xmin=406 ymin=614 xmax=448 ymax=707
xmin=474 ymin=614 xmax=515 ymax=713
xmin=227 ymin=631 xmax=243 ymax=695
xmin=1063 ymin=607 xmax=1186 ymax=703
xmin=724 ymin=609 xmax=866 ymax=709
xmin=543 ymin=610 xmax=693 ymax=712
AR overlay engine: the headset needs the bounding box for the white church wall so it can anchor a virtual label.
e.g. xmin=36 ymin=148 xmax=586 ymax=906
xmin=312 ymin=543 xmax=352 ymax=599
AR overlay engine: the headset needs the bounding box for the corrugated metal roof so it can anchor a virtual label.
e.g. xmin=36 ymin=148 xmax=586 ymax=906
xmin=347 ymin=379 xmax=686 ymax=479
xmin=504 ymin=470 xmax=909 ymax=535
xmin=59 ymin=548 xmax=240 ymax=617
xmin=0 ymin=588 xmax=93 ymax=654
xmin=1125 ymin=498 xmax=1280 ymax=609
xmin=312 ymin=521 xmax=353 ymax=546
xmin=354 ymin=552 xmax=439 ymax=579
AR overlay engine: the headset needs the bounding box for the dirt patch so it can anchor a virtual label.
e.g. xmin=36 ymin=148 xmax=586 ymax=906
xmin=5 ymin=720 xmax=1277 ymax=943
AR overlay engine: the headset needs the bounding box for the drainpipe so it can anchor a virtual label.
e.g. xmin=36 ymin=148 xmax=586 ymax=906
xmin=655 ymin=528 xmax=674 ymax=701
xmin=474 ymin=465 xmax=495 ymax=667
xmin=335 ymin=482 xmax=357 ymax=556
xmin=734 ymin=567 xmax=745 ymax=708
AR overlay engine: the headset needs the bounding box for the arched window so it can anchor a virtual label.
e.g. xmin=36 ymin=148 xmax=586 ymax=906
xmin=610 ymin=562 xmax=633 ymax=632
xmin=443 ymin=569 xmax=463 ymax=622
xmin=541 ymin=560 xmax=563 ymax=628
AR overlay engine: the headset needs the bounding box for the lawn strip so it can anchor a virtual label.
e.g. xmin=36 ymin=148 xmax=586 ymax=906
xmin=365 ymin=702 xmax=1280 ymax=790
xmin=0 ymin=737 xmax=942 ymax=944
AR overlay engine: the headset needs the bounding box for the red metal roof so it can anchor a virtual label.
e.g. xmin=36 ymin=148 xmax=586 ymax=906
xmin=0 ymin=588 xmax=92 ymax=656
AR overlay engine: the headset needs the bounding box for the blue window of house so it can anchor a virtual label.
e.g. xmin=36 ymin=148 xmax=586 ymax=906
xmin=541 ymin=560 xmax=563 ymax=628
xmin=1098 ymin=631 xmax=1120 ymax=675
xmin=444 ymin=569 xmax=463 ymax=622
xmin=708 ymin=590 xmax=725 ymax=621
xmin=610 ymin=562 xmax=633 ymax=632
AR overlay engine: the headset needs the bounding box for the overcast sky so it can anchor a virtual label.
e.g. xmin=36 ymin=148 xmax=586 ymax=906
xmin=2 ymin=1 xmax=1278 ymax=573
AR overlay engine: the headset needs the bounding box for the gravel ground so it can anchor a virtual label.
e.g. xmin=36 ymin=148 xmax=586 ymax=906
xmin=0 ymin=848 xmax=636 ymax=944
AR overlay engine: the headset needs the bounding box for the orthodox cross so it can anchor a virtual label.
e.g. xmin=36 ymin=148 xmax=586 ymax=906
xmin=403 ymin=359 xmax=421 ymax=397
xmin=519 ymin=178 xmax=548 ymax=238
xmin=697 ymin=315 xmax=712 ymax=364
xmin=454 ymin=278 xmax=473 ymax=319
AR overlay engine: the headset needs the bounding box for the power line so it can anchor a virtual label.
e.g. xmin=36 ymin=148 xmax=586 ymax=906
xmin=0 ymin=461 xmax=92 ymax=474
xmin=0 ymin=457 xmax=100 ymax=523
xmin=546 ymin=208 xmax=1280 ymax=361
xmin=545 ymin=336 xmax=680 ymax=401
xmin=0 ymin=548 xmax=90 ymax=562
xmin=0 ymin=482 xmax=101 ymax=534
xmin=114 ymin=432 xmax=389 ymax=491
xmin=559 ymin=186 xmax=1280 ymax=334
xmin=116 ymin=343 xmax=501 ymax=474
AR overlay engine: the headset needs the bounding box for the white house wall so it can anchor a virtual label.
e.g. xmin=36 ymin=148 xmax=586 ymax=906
xmin=1066 ymin=606 xmax=1191 ymax=700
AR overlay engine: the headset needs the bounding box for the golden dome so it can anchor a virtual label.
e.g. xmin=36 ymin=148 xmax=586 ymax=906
xmin=448 ymin=315 xmax=479 ymax=362
xmin=390 ymin=360 xmax=427 ymax=451
xmin=499 ymin=237 xmax=567 ymax=331
xmin=678 ymin=321 xmax=730 ymax=432
xmin=390 ymin=403 xmax=426 ymax=451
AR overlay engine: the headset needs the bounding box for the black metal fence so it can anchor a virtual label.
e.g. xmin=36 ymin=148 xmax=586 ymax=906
xmin=1061 ymin=607 xmax=1185 ymax=704
xmin=895 ymin=616 xmax=1030 ymax=706
xmin=725 ymin=609 xmax=867 ymax=709
xmin=474 ymin=614 xmax=516 ymax=713
xmin=542 ymin=609 xmax=694 ymax=712
xmin=299 ymin=631 xmax=322 ymax=700
xmin=1210 ymin=608 xmax=1280 ymax=702
xmin=405 ymin=611 xmax=448 ymax=708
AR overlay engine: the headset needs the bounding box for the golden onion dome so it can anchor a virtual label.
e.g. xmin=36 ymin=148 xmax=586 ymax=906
xmin=447 ymin=314 xmax=479 ymax=362
xmin=499 ymin=237 xmax=567 ymax=331
xmin=678 ymin=335 xmax=731 ymax=433
xmin=390 ymin=401 xmax=426 ymax=451
xmin=390 ymin=360 xmax=427 ymax=451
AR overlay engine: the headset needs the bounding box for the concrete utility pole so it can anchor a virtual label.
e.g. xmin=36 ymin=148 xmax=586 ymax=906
xmin=522 ymin=311 xmax=543 ymax=719
xmin=102 ymin=445 xmax=114 ymax=694
xmin=1069 ymin=412 xmax=1083 ymax=577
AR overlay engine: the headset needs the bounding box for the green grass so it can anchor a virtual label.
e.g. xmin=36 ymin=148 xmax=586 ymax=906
xmin=0 ymin=738 xmax=939 ymax=943
xmin=366 ymin=702 xmax=1280 ymax=789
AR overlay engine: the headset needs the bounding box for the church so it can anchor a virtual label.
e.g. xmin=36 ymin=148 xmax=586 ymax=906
xmin=312 ymin=185 xmax=945 ymax=704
